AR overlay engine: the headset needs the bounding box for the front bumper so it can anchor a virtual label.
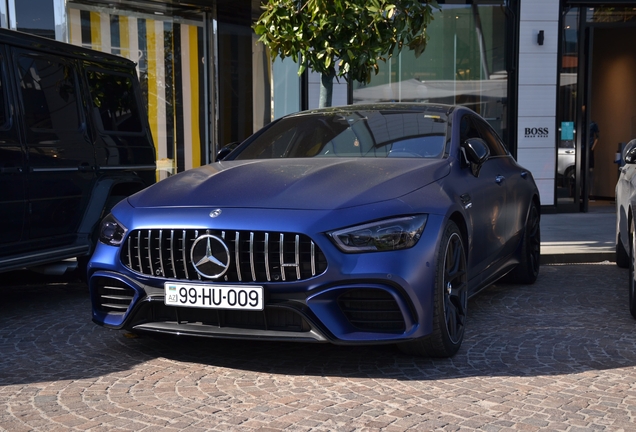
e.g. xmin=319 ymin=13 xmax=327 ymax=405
xmin=88 ymin=212 xmax=447 ymax=345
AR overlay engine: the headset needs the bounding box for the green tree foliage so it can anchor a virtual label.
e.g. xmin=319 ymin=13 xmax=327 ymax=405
xmin=253 ymin=0 xmax=440 ymax=85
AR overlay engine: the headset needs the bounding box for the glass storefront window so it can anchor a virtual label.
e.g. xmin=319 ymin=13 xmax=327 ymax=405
xmin=352 ymin=1 xmax=508 ymax=140
xmin=587 ymin=6 xmax=636 ymax=23
xmin=15 ymin=0 xmax=55 ymax=39
xmin=67 ymin=2 xmax=207 ymax=178
xmin=272 ymin=57 xmax=300 ymax=120
xmin=556 ymin=8 xmax=579 ymax=207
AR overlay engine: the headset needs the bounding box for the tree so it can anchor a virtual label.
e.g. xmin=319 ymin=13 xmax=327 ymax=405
xmin=253 ymin=0 xmax=440 ymax=107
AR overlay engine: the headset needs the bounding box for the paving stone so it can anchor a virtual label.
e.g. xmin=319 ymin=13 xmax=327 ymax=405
xmin=2 ymin=263 xmax=636 ymax=430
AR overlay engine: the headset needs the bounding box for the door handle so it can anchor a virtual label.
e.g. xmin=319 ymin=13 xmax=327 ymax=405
xmin=495 ymin=175 xmax=505 ymax=184
xmin=78 ymin=162 xmax=94 ymax=172
xmin=0 ymin=166 xmax=22 ymax=174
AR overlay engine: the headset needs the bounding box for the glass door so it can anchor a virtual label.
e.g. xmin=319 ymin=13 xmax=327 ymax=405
xmin=556 ymin=7 xmax=582 ymax=212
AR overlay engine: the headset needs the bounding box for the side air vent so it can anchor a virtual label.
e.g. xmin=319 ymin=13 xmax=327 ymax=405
xmin=338 ymin=289 xmax=406 ymax=333
xmin=94 ymin=277 xmax=136 ymax=315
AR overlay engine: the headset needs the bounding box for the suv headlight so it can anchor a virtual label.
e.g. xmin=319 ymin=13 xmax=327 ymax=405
xmin=329 ymin=215 xmax=428 ymax=253
xmin=99 ymin=213 xmax=128 ymax=246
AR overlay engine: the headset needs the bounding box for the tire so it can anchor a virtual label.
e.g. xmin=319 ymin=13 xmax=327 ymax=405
xmin=617 ymin=233 xmax=630 ymax=268
xmin=629 ymin=218 xmax=636 ymax=319
xmin=505 ymin=201 xmax=540 ymax=284
xmin=398 ymin=220 xmax=467 ymax=358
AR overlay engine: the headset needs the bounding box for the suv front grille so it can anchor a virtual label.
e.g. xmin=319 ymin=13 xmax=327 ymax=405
xmin=121 ymin=229 xmax=327 ymax=283
xmin=338 ymin=289 xmax=406 ymax=333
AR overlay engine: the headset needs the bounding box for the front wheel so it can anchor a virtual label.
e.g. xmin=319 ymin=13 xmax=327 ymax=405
xmin=617 ymin=233 xmax=630 ymax=268
xmin=629 ymin=218 xmax=636 ymax=319
xmin=398 ymin=220 xmax=467 ymax=358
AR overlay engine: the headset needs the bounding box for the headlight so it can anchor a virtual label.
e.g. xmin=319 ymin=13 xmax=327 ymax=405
xmin=329 ymin=215 xmax=428 ymax=253
xmin=99 ymin=213 xmax=128 ymax=246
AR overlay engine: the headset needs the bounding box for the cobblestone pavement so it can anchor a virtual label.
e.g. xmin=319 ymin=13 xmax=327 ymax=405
xmin=1 ymin=263 xmax=636 ymax=431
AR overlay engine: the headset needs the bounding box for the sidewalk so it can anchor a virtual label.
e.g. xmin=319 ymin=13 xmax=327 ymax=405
xmin=541 ymin=202 xmax=616 ymax=264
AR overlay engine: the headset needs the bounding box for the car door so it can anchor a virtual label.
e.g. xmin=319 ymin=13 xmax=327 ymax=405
xmin=473 ymin=116 xmax=525 ymax=260
xmin=456 ymin=113 xmax=509 ymax=280
xmin=13 ymin=49 xmax=96 ymax=249
xmin=0 ymin=47 xmax=27 ymax=252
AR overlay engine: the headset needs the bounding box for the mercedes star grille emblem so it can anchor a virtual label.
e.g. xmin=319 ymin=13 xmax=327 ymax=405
xmin=190 ymin=234 xmax=230 ymax=279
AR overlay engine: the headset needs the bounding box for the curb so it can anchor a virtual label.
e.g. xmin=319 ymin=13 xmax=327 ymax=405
xmin=540 ymin=252 xmax=616 ymax=265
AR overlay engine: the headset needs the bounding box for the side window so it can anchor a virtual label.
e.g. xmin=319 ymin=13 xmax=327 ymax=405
xmin=476 ymin=119 xmax=508 ymax=156
xmin=86 ymin=69 xmax=142 ymax=133
xmin=16 ymin=54 xmax=80 ymax=132
xmin=459 ymin=115 xmax=481 ymax=144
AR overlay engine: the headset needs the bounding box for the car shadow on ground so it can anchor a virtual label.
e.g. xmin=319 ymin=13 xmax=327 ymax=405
xmin=1 ymin=263 xmax=634 ymax=386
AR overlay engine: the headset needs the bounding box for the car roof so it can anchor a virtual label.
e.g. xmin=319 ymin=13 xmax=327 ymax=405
xmin=0 ymin=28 xmax=137 ymax=70
xmin=287 ymin=103 xmax=456 ymax=120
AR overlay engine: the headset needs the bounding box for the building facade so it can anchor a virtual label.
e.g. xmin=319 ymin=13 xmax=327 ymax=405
xmin=2 ymin=0 xmax=633 ymax=212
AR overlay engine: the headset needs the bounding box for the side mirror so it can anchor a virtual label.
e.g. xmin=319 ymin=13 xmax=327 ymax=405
xmin=624 ymin=139 xmax=636 ymax=164
xmin=462 ymin=138 xmax=490 ymax=176
xmin=216 ymin=142 xmax=240 ymax=161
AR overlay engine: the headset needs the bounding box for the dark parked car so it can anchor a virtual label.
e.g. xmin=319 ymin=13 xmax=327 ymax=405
xmin=0 ymin=29 xmax=156 ymax=274
xmin=89 ymin=104 xmax=540 ymax=358
xmin=615 ymin=139 xmax=636 ymax=317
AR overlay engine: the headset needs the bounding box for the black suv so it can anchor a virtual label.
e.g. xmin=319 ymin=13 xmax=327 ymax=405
xmin=0 ymin=29 xmax=156 ymax=274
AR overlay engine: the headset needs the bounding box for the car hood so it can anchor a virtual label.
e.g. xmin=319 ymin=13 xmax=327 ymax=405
xmin=128 ymin=158 xmax=450 ymax=210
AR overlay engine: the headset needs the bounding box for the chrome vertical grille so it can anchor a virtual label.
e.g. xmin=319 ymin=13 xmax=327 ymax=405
xmin=121 ymin=229 xmax=328 ymax=283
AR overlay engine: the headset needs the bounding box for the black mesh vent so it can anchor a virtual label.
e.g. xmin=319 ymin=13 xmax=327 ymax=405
xmin=338 ymin=289 xmax=406 ymax=333
xmin=143 ymin=303 xmax=312 ymax=333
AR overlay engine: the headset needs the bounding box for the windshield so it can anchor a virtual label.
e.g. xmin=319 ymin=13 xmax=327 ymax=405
xmin=232 ymin=110 xmax=448 ymax=160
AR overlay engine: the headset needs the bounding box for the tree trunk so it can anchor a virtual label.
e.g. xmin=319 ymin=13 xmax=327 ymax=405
xmin=319 ymin=71 xmax=334 ymax=108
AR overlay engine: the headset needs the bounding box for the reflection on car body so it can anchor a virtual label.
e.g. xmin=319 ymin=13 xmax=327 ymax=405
xmin=615 ymin=139 xmax=636 ymax=318
xmin=88 ymin=104 xmax=541 ymax=358
xmin=558 ymin=141 xmax=576 ymax=180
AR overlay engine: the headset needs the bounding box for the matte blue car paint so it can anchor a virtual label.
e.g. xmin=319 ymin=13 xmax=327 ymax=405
xmin=89 ymin=203 xmax=446 ymax=342
xmin=88 ymin=104 xmax=539 ymax=347
xmin=127 ymin=158 xmax=451 ymax=211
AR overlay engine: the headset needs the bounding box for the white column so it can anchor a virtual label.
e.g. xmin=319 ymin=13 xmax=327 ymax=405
xmin=517 ymin=0 xmax=560 ymax=205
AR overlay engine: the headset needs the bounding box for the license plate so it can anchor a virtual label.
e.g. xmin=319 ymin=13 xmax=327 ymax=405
xmin=164 ymin=283 xmax=264 ymax=311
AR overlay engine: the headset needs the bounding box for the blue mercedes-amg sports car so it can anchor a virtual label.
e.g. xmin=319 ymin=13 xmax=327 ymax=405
xmin=89 ymin=103 xmax=540 ymax=357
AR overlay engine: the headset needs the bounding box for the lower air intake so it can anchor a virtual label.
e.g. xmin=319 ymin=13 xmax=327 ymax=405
xmin=338 ymin=289 xmax=406 ymax=333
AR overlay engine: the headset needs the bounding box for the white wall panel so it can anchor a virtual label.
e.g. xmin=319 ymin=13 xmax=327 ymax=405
xmin=519 ymin=22 xmax=559 ymax=54
xmin=519 ymin=53 xmax=558 ymax=85
xmin=518 ymin=0 xmax=561 ymax=207
xmin=534 ymin=179 xmax=553 ymax=205
xmin=517 ymin=148 xmax=556 ymax=180
xmin=518 ymin=85 xmax=557 ymax=117
xmin=517 ymin=117 xmax=556 ymax=148
xmin=520 ymin=0 xmax=560 ymax=22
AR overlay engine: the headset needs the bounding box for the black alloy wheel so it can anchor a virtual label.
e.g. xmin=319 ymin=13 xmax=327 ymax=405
xmin=442 ymin=229 xmax=468 ymax=345
xmin=398 ymin=220 xmax=467 ymax=358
